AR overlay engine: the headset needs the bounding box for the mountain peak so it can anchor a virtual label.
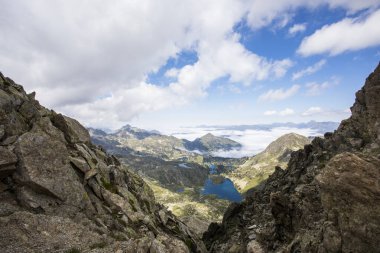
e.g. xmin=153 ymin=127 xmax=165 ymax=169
xmin=201 ymin=133 xmax=215 ymax=139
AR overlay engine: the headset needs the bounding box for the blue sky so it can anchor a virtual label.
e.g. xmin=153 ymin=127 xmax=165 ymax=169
xmin=132 ymin=4 xmax=380 ymax=130
xmin=1 ymin=0 xmax=380 ymax=131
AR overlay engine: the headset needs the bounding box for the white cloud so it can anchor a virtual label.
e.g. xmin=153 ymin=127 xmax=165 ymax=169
xmin=292 ymin=59 xmax=326 ymax=80
xmin=259 ymin=85 xmax=300 ymax=102
xmin=301 ymin=106 xmax=351 ymax=119
xmin=305 ymin=78 xmax=339 ymax=96
xmin=165 ymin=68 xmax=180 ymax=78
xmin=289 ymin=23 xmax=307 ymax=35
xmin=298 ymin=9 xmax=380 ymax=56
xmin=0 ymin=0 xmax=297 ymax=129
xmin=302 ymin=106 xmax=323 ymax=116
xmin=279 ymin=108 xmax=295 ymax=116
xmin=0 ymin=0 xmax=378 ymax=128
xmin=264 ymin=108 xmax=295 ymax=116
xmin=245 ymin=0 xmax=379 ymax=30
xmin=264 ymin=110 xmax=278 ymax=116
xmin=170 ymin=126 xmax=321 ymax=158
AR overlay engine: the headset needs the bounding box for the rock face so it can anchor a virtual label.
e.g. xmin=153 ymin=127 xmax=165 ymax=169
xmin=0 ymin=73 xmax=206 ymax=252
xmin=203 ymin=64 xmax=380 ymax=252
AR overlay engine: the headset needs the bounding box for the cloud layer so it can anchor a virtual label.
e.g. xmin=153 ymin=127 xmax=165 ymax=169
xmin=298 ymin=9 xmax=380 ymax=56
xmin=0 ymin=0 xmax=378 ymax=128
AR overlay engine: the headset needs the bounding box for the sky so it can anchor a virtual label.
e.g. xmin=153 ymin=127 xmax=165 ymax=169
xmin=1 ymin=0 xmax=380 ymax=132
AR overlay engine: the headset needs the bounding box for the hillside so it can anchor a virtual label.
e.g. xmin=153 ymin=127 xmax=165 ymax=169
xmin=226 ymin=133 xmax=310 ymax=192
xmin=203 ymin=64 xmax=380 ymax=252
xmin=184 ymin=133 xmax=242 ymax=153
xmin=0 ymin=73 xmax=206 ymax=252
xmin=90 ymin=127 xmax=241 ymax=161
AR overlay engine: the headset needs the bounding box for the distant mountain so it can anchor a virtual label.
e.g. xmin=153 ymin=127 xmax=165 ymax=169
xmin=89 ymin=125 xmax=242 ymax=160
xmin=225 ymin=133 xmax=310 ymax=192
xmin=197 ymin=120 xmax=340 ymax=134
xmin=114 ymin=124 xmax=160 ymax=139
xmin=184 ymin=133 xmax=242 ymax=152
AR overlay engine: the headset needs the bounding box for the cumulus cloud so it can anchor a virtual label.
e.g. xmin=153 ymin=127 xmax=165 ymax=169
xmin=298 ymin=9 xmax=380 ymax=56
xmin=289 ymin=23 xmax=307 ymax=35
xmin=0 ymin=0 xmax=297 ymax=128
xmin=292 ymin=59 xmax=326 ymax=80
xmin=0 ymin=0 xmax=378 ymax=128
xmin=259 ymin=85 xmax=300 ymax=102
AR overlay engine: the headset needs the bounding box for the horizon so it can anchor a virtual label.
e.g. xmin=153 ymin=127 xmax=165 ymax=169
xmin=91 ymin=120 xmax=340 ymax=158
xmin=1 ymin=1 xmax=380 ymax=130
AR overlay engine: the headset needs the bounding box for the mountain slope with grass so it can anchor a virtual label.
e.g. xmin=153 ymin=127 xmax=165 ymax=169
xmin=226 ymin=133 xmax=310 ymax=192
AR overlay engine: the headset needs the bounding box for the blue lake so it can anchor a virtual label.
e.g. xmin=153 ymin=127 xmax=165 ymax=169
xmin=201 ymin=178 xmax=242 ymax=202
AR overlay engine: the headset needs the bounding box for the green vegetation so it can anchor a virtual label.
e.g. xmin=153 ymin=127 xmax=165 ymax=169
xmin=145 ymin=179 xmax=229 ymax=222
xmin=100 ymin=177 xmax=118 ymax=194
xmin=225 ymin=133 xmax=310 ymax=193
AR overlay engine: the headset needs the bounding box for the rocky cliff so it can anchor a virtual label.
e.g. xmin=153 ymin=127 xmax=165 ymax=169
xmin=203 ymin=64 xmax=380 ymax=252
xmin=0 ymin=73 xmax=206 ymax=252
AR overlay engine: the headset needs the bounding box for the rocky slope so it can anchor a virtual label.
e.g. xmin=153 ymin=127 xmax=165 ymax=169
xmin=226 ymin=133 xmax=310 ymax=193
xmin=203 ymin=64 xmax=380 ymax=252
xmin=0 ymin=73 xmax=206 ymax=252
xmin=120 ymin=155 xmax=209 ymax=190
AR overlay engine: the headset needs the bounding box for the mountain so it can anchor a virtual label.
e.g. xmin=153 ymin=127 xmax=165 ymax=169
xmin=226 ymin=133 xmax=310 ymax=192
xmin=184 ymin=133 xmax=242 ymax=153
xmin=0 ymin=73 xmax=206 ymax=252
xmin=203 ymin=64 xmax=380 ymax=252
xmin=114 ymin=124 xmax=161 ymax=140
xmin=89 ymin=125 xmax=242 ymax=161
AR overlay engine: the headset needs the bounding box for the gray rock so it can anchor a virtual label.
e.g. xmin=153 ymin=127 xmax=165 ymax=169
xmin=52 ymin=114 xmax=91 ymax=144
xmin=0 ymin=72 xmax=207 ymax=253
xmin=0 ymin=146 xmax=17 ymax=178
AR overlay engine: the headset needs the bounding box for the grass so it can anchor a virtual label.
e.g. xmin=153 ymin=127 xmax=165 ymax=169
xmin=100 ymin=177 xmax=118 ymax=194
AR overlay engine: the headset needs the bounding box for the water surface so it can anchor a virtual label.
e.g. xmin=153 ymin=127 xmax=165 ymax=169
xmin=202 ymin=177 xmax=242 ymax=202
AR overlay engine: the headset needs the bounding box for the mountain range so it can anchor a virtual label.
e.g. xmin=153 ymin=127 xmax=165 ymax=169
xmin=89 ymin=125 xmax=241 ymax=161
xmin=0 ymin=63 xmax=379 ymax=252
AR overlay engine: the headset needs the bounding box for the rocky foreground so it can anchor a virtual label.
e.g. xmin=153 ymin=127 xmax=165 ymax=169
xmin=1 ymin=63 xmax=379 ymax=253
xmin=203 ymin=64 xmax=380 ymax=252
xmin=0 ymin=73 xmax=206 ymax=252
